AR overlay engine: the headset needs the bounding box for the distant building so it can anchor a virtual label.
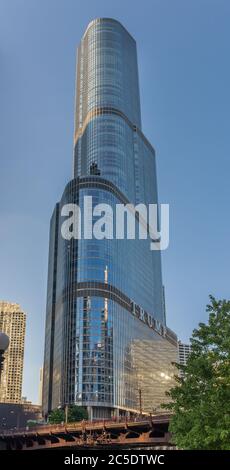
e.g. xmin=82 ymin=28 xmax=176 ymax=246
xmin=0 ymin=302 xmax=26 ymax=403
xmin=21 ymin=396 xmax=31 ymax=404
xmin=0 ymin=402 xmax=42 ymax=430
xmin=178 ymin=341 xmax=192 ymax=376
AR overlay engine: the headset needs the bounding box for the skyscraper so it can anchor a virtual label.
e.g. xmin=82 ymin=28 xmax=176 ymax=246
xmin=178 ymin=341 xmax=192 ymax=365
xmin=42 ymin=18 xmax=177 ymax=419
xmin=178 ymin=341 xmax=192 ymax=377
xmin=0 ymin=302 xmax=26 ymax=403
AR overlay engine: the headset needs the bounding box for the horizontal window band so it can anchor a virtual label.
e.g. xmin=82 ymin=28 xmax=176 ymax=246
xmin=54 ymin=281 xmax=177 ymax=346
xmin=60 ymin=176 xmax=156 ymax=236
xmin=74 ymin=106 xmax=155 ymax=154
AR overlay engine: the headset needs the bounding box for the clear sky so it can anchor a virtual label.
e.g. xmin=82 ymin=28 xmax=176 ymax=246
xmin=0 ymin=0 xmax=229 ymax=404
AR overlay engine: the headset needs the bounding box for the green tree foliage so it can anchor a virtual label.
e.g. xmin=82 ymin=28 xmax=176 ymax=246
xmin=48 ymin=405 xmax=88 ymax=424
xmin=68 ymin=405 xmax=88 ymax=422
xmin=48 ymin=408 xmax=65 ymax=424
xmin=165 ymin=296 xmax=230 ymax=450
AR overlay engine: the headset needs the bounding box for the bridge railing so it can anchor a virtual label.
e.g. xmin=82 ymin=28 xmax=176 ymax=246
xmin=0 ymin=413 xmax=172 ymax=437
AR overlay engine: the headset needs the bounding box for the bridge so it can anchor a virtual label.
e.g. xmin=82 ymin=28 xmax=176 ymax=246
xmin=0 ymin=414 xmax=175 ymax=450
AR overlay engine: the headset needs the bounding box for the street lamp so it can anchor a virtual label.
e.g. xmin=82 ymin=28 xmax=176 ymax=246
xmin=0 ymin=332 xmax=9 ymax=385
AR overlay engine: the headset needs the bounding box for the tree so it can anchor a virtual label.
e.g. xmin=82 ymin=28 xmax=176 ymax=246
xmin=48 ymin=405 xmax=88 ymax=424
xmin=68 ymin=405 xmax=88 ymax=422
xmin=48 ymin=408 xmax=65 ymax=424
xmin=165 ymin=296 xmax=230 ymax=450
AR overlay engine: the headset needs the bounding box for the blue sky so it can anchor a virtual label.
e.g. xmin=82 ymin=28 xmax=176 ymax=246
xmin=0 ymin=0 xmax=229 ymax=403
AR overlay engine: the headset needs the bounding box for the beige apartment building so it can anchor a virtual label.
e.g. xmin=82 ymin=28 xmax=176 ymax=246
xmin=0 ymin=302 xmax=26 ymax=403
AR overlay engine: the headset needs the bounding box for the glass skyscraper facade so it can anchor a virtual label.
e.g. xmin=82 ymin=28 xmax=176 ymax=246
xmin=42 ymin=18 xmax=177 ymax=419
